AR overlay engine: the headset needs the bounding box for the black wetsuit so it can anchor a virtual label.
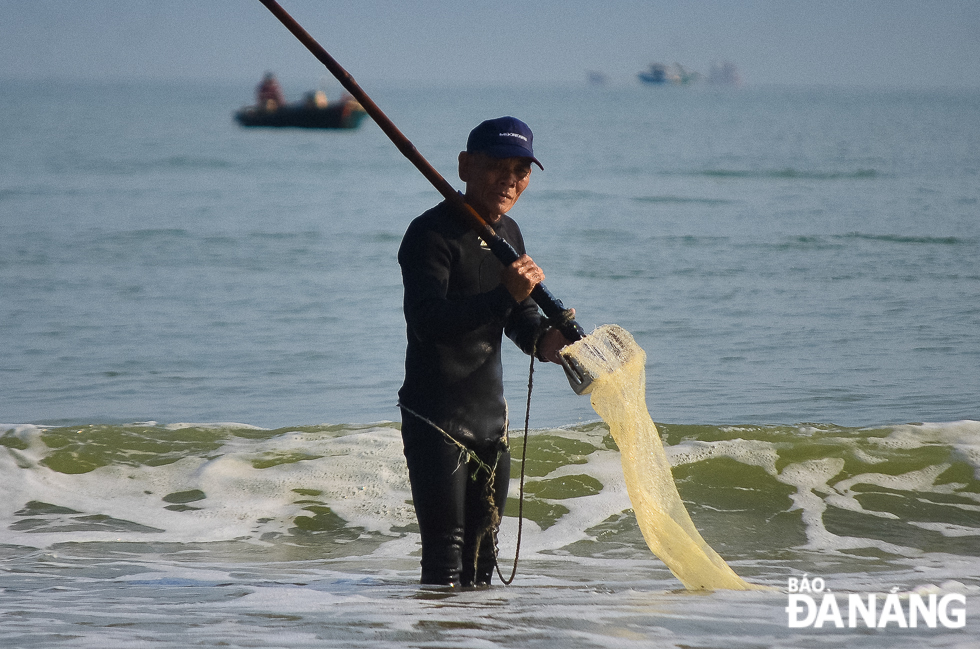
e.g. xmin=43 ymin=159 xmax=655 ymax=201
xmin=397 ymin=200 xmax=546 ymax=586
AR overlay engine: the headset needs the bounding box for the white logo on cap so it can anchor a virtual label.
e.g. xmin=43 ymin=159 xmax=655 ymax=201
xmin=499 ymin=132 xmax=528 ymax=142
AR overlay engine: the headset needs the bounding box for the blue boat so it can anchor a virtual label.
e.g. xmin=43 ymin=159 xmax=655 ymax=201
xmin=638 ymin=63 xmax=669 ymax=84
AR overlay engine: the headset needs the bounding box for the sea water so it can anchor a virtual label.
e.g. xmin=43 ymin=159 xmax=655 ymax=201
xmin=1 ymin=79 xmax=979 ymax=647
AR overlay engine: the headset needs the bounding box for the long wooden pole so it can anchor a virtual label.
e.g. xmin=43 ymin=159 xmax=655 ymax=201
xmin=255 ymin=0 xmax=585 ymax=343
xmin=255 ymin=0 xmax=495 ymax=241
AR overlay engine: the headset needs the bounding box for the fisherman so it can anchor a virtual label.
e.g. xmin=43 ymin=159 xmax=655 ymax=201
xmin=397 ymin=117 xmax=572 ymax=587
xmin=256 ymin=72 xmax=285 ymax=111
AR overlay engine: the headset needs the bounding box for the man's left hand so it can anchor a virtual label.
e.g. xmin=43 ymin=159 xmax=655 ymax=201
xmin=538 ymin=310 xmax=575 ymax=363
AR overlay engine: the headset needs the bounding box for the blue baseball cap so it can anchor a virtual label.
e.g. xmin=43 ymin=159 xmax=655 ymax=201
xmin=466 ymin=116 xmax=543 ymax=170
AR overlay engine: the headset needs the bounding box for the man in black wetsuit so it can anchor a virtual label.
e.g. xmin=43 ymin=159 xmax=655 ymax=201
xmin=397 ymin=116 xmax=571 ymax=587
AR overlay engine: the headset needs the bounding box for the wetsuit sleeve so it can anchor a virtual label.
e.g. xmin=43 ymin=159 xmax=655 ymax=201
xmin=399 ymin=225 xmax=516 ymax=342
xmin=505 ymin=296 xmax=548 ymax=357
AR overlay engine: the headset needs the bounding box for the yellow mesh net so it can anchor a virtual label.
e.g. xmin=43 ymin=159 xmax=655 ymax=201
xmin=564 ymin=325 xmax=759 ymax=591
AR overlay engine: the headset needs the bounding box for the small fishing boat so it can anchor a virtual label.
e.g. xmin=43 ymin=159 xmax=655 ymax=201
xmin=638 ymin=62 xmax=701 ymax=86
xmin=234 ymin=91 xmax=367 ymax=129
xmin=638 ymin=63 xmax=669 ymax=84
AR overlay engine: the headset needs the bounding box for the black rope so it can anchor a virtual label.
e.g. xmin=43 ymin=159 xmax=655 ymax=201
xmin=495 ymin=348 xmax=535 ymax=585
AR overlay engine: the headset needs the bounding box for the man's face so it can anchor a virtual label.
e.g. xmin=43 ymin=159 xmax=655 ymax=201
xmin=458 ymin=152 xmax=533 ymax=222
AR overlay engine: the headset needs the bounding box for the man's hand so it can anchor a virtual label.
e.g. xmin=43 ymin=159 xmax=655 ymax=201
xmin=538 ymin=309 xmax=576 ymax=363
xmin=501 ymin=254 xmax=544 ymax=302
xmin=500 ymin=256 xmax=575 ymax=363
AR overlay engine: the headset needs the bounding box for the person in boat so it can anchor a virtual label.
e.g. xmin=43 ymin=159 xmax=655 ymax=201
xmin=256 ymin=72 xmax=285 ymax=111
xmin=397 ymin=116 xmax=572 ymax=587
xmin=303 ymin=90 xmax=329 ymax=109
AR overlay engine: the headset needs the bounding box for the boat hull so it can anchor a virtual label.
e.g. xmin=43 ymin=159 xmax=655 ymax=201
xmin=234 ymin=103 xmax=367 ymax=129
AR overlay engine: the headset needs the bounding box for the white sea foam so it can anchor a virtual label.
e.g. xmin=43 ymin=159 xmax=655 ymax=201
xmin=0 ymin=424 xmax=415 ymax=548
xmin=884 ymin=421 xmax=980 ymax=479
xmin=0 ymin=423 xmax=637 ymax=555
xmin=506 ymin=441 xmax=632 ymax=556
xmin=775 ymin=457 xmax=921 ymax=556
xmin=827 ymin=463 xmax=955 ymax=520
xmin=908 ymin=522 xmax=980 ymax=538
xmin=666 ymin=438 xmax=779 ymax=475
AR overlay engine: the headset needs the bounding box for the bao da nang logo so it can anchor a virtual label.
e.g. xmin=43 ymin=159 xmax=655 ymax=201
xmin=786 ymin=575 xmax=966 ymax=629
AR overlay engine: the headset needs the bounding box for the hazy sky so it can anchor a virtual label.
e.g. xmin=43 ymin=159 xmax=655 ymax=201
xmin=1 ymin=0 xmax=978 ymax=88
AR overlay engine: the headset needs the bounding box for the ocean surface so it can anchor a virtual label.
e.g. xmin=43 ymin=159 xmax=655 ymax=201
xmin=2 ymin=78 xmax=979 ymax=647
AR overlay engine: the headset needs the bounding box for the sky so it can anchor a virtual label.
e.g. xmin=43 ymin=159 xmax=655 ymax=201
xmin=0 ymin=0 xmax=978 ymax=89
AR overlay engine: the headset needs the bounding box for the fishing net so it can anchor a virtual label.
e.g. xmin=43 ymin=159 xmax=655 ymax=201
xmin=564 ymin=325 xmax=758 ymax=591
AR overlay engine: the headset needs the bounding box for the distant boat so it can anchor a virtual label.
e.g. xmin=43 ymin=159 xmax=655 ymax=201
xmin=672 ymin=63 xmax=700 ymax=85
xmin=638 ymin=63 xmax=669 ymax=85
xmin=587 ymin=70 xmax=609 ymax=86
xmin=638 ymin=62 xmax=701 ymax=86
xmin=708 ymin=61 xmax=742 ymax=86
xmin=234 ymin=91 xmax=367 ymax=129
